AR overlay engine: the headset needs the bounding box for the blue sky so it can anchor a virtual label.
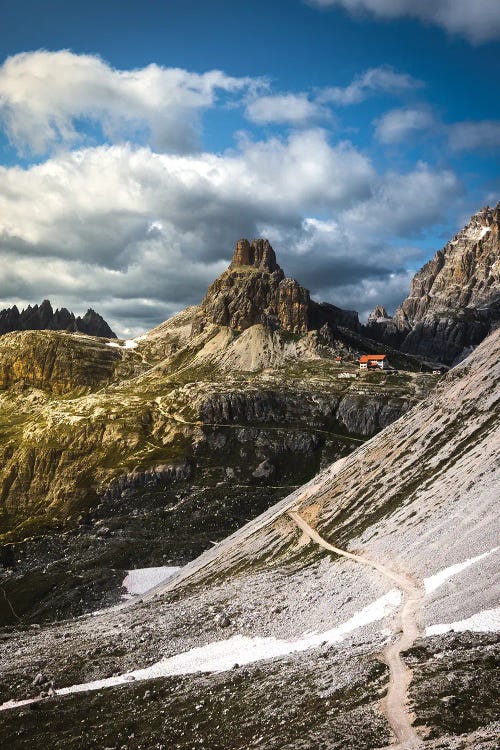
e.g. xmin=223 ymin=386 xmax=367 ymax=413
xmin=0 ymin=0 xmax=499 ymax=335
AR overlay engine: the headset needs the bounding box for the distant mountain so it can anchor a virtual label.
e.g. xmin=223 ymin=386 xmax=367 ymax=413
xmin=194 ymin=237 xmax=361 ymax=335
xmin=0 ymin=299 xmax=116 ymax=338
xmin=365 ymin=203 xmax=500 ymax=364
xmin=0 ymin=238 xmax=434 ymax=625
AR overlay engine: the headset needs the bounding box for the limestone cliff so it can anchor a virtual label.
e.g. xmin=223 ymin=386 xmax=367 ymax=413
xmin=198 ymin=237 xmax=360 ymax=336
xmin=365 ymin=204 xmax=500 ymax=364
xmin=0 ymin=330 xmax=121 ymax=394
xmin=198 ymin=238 xmax=309 ymax=333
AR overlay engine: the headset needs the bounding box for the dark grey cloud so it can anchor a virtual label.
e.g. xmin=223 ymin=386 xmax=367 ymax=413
xmin=0 ymin=133 xmax=462 ymax=336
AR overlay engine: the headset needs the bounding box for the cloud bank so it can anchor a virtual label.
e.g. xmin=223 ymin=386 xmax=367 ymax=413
xmin=0 ymin=130 xmax=462 ymax=334
xmin=0 ymin=50 xmax=485 ymax=336
xmin=0 ymin=50 xmax=258 ymax=155
xmin=308 ymin=0 xmax=500 ymax=43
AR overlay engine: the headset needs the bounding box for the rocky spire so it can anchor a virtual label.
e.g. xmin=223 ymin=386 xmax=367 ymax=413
xmin=368 ymin=305 xmax=391 ymax=322
xmin=199 ymin=238 xmax=307 ymax=332
xmin=197 ymin=237 xmax=360 ymax=336
xmin=363 ymin=203 xmax=500 ymax=364
xmin=230 ymin=238 xmax=281 ymax=273
xmin=0 ymin=301 xmax=116 ymax=338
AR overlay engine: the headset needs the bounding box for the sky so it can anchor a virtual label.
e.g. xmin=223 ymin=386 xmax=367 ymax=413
xmin=0 ymin=0 xmax=499 ymax=336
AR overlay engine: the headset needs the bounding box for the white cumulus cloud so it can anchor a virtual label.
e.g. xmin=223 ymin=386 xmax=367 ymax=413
xmin=318 ymin=65 xmax=423 ymax=106
xmin=245 ymin=93 xmax=329 ymax=125
xmin=0 ymin=50 xmax=259 ymax=155
xmin=374 ymin=107 xmax=435 ymax=143
xmin=308 ymin=0 xmax=500 ymax=44
xmin=0 ymin=130 xmax=463 ymax=335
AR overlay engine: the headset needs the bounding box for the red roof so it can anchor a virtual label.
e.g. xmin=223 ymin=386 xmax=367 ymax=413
xmin=359 ymin=354 xmax=387 ymax=363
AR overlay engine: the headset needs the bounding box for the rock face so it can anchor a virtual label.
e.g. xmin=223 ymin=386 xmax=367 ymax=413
xmin=229 ymin=238 xmax=281 ymax=273
xmin=0 ymin=300 xmax=116 ymax=338
xmin=368 ymin=305 xmax=390 ymax=322
xmin=364 ymin=308 xmax=404 ymax=349
xmin=397 ymin=205 xmax=499 ymax=319
xmin=0 ymin=330 xmax=121 ymax=394
xmin=365 ymin=204 xmax=500 ymax=364
xmin=200 ymin=238 xmax=359 ymax=335
xmin=200 ymin=238 xmax=309 ymax=333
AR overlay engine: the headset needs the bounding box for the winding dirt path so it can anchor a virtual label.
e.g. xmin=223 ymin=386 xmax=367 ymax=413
xmin=288 ymin=510 xmax=424 ymax=749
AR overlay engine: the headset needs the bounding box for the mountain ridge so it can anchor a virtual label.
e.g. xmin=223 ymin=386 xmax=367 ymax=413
xmin=0 ymin=299 xmax=116 ymax=339
xmin=365 ymin=203 xmax=500 ymax=364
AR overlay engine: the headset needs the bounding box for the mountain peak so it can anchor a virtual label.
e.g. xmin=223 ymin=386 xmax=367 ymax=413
xmin=368 ymin=305 xmax=390 ymax=322
xmin=196 ymin=237 xmax=361 ymax=336
xmin=364 ymin=202 xmax=500 ymax=363
xmin=0 ymin=300 xmax=116 ymax=338
xmin=229 ymin=238 xmax=282 ymax=274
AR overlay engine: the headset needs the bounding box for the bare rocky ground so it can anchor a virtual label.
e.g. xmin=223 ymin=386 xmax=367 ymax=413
xmin=0 ymin=646 xmax=390 ymax=750
xmin=0 ymin=326 xmax=498 ymax=749
xmin=0 ymin=643 xmax=498 ymax=750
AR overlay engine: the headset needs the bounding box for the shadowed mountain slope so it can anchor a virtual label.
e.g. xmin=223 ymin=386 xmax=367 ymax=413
xmin=0 ymin=240 xmax=435 ymax=624
xmin=0 ymin=300 xmax=116 ymax=338
xmin=0 ymin=326 xmax=497 ymax=750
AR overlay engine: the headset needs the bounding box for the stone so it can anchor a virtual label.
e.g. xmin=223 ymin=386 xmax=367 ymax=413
xmin=230 ymin=238 xmax=280 ymax=273
xmin=0 ymin=300 xmax=116 ymax=338
xmin=252 ymin=459 xmax=275 ymax=479
xmin=367 ymin=305 xmax=390 ymax=322
xmin=200 ymin=238 xmax=359 ymax=335
xmin=364 ymin=203 xmax=500 ymax=364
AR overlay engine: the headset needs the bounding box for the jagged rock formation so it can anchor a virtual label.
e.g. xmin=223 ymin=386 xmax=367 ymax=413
xmin=368 ymin=305 xmax=389 ymax=322
xmin=365 ymin=204 xmax=500 ymax=364
xmin=364 ymin=307 xmax=406 ymax=350
xmin=198 ymin=238 xmax=360 ymax=336
xmin=229 ymin=237 xmax=281 ymax=273
xmin=198 ymin=238 xmax=309 ymax=334
xmin=0 ymin=239 xmax=435 ymax=625
xmin=0 ymin=300 xmax=116 ymax=338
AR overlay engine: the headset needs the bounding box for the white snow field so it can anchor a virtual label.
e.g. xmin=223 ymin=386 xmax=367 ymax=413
xmin=122 ymin=567 xmax=180 ymax=596
xmin=424 ymin=547 xmax=499 ymax=595
xmin=106 ymin=339 xmax=138 ymax=349
xmin=0 ymin=589 xmax=402 ymax=710
xmin=3 ymin=543 xmax=496 ymax=713
xmin=426 ymin=607 xmax=500 ymax=636
xmin=2 ymin=540 xmax=499 ymax=713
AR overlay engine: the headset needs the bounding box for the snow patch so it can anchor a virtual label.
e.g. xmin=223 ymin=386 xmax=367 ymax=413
xmin=464 ymin=225 xmax=491 ymax=241
xmin=424 ymin=547 xmax=498 ymax=595
xmin=122 ymin=567 xmax=180 ymax=596
xmin=0 ymin=589 xmax=400 ymax=711
xmin=426 ymin=607 xmax=500 ymax=637
xmin=106 ymin=339 xmax=138 ymax=349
